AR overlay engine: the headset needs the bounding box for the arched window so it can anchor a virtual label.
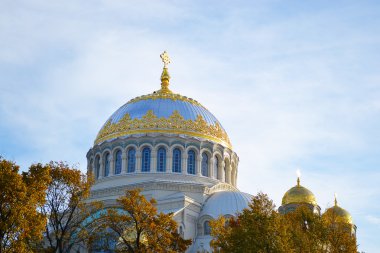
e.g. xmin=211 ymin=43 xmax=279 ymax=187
xmin=104 ymin=153 xmax=110 ymax=177
xmin=179 ymin=226 xmax=184 ymax=238
xmin=141 ymin=147 xmax=151 ymax=172
xmin=95 ymin=156 xmax=100 ymax=179
xmin=157 ymin=147 xmax=166 ymax=172
xmin=202 ymin=153 xmax=209 ymax=177
xmin=214 ymin=156 xmax=219 ymax=179
xmin=187 ymin=150 xmax=196 ymax=174
xmin=115 ymin=150 xmax=122 ymax=174
xmin=172 ymin=148 xmax=181 ymax=173
xmin=204 ymin=221 xmax=211 ymax=235
xmin=127 ymin=148 xmax=136 ymax=173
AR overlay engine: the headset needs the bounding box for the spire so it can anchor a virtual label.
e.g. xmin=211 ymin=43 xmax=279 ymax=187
xmin=160 ymin=51 xmax=171 ymax=94
xmin=296 ymin=169 xmax=301 ymax=187
xmin=334 ymin=193 xmax=338 ymax=206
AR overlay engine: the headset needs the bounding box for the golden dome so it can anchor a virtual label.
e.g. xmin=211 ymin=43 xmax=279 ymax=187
xmin=325 ymin=197 xmax=353 ymax=224
xmin=281 ymin=177 xmax=317 ymax=206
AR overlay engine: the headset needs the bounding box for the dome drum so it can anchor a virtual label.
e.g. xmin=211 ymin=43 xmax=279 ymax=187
xmin=87 ymin=135 xmax=238 ymax=188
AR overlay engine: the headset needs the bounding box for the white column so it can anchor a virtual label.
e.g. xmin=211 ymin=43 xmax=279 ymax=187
xmin=197 ymin=157 xmax=202 ymax=176
xmin=121 ymin=151 xmax=127 ymax=173
xmin=210 ymin=157 xmax=215 ymax=178
xmin=152 ymin=151 xmax=157 ymax=173
xmin=98 ymin=157 xmax=104 ymax=179
xmin=168 ymin=154 xmax=173 ymax=173
xmin=136 ymin=150 xmax=141 ymax=173
xmin=109 ymin=155 xmax=114 ymax=176
xmin=226 ymin=164 xmax=231 ymax=184
xmin=90 ymin=159 xmax=94 ymax=175
xmin=182 ymin=153 xmax=188 ymax=174
xmin=220 ymin=161 xmax=225 ymax=182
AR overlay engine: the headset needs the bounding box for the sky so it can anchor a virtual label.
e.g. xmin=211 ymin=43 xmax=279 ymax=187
xmin=0 ymin=0 xmax=379 ymax=251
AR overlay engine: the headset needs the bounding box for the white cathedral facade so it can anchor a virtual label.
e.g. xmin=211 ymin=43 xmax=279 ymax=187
xmin=86 ymin=52 xmax=251 ymax=252
xmin=86 ymin=52 xmax=354 ymax=252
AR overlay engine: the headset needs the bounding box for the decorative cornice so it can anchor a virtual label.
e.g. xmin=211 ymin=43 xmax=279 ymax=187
xmin=95 ymin=110 xmax=232 ymax=148
xmin=206 ymin=182 xmax=239 ymax=195
xmin=89 ymin=180 xmax=209 ymax=200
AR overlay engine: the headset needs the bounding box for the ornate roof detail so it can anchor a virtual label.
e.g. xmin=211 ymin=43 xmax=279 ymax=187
xmin=95 ymin=109 xmax=232 ymax=148
xmin=127 ymin=91 xmax=203 ymax=107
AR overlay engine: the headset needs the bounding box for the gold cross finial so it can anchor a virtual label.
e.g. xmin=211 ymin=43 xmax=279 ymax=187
xmin=159 ymin=51 xmax=171 ymax=93
xmin=160 ymin=51 xmax=171 ymax=68
xmin=296 ymin=169 xmax=301 ymax=187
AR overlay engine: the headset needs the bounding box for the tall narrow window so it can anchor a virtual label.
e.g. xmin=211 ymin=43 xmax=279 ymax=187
xmin=104 ymin=153 xmax=110 ymax=177
xmin=202 ymin=153 xmax=208 ymax=177
xmin=187 ymin=150 xmax=195 ymax=174
xmin=95 ymin=156 xmax=100 ymax=179
xmin=127 ymin=148 xmax=136 ymax=173
xmin=214 ymin=156 xmax=219 ymax=179
xmin=157 ymin=147 xmax=166 ymax=172
xmin=141 ymin=147 xmax=151 ymax=172
xmin=204 ymin=221 xmax=211 ymax=235
xmin=115 ymin=150 xmax=122 ymax=174
xmin=172 ymin=148 xmax=181 ymax=173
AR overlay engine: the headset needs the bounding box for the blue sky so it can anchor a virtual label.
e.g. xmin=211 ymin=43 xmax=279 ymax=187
xmin=0 ymin=1 xmax=379 ymax=251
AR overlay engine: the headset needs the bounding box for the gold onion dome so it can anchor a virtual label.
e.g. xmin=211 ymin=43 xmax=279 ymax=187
xmin=324 ymin=196 xmax=353 ymax=224
xmin=282 ymin=177 xmax=317 ymax=206
xmin=94 ymin=51 xmax=232 ymax=148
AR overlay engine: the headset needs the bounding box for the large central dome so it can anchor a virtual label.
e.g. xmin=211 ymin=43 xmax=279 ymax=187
xmin=95 ymin=54 xmax=231 ymax=148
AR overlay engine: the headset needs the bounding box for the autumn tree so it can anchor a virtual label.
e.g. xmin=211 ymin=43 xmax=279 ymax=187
xmin=285 ymin=205 xmax=327 ymax=253
xmin=210 ymin=192 xmax=292 ymax=253
xmin=40 ymin=162 xmax=101 ymax=253
xmin=0 ymin=157 xmax=50 ymax=253
xmin=322 ymin=208 xmax=357 ymax=253
xmin=211 ymin=192 xmax=358 ymax=253
xmin=95 ymin=189 xmax=191 ymax=253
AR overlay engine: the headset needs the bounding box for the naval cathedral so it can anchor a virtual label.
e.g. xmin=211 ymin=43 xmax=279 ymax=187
xmin=86 ymin=52 xmax=355 ymax=252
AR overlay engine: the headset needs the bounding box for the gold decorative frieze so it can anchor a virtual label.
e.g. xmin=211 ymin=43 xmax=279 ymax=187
xmin=95 ymin=110 xmax=232 ymax=148
xmin=127 ymin=91 xmax=203 ymax=107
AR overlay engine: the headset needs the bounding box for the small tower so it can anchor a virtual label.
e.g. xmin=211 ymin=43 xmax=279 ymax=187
xmin=323 ymin=195 xmax=357 ymax=237
xmin=278 ymin=174 xmax=321 ymax=215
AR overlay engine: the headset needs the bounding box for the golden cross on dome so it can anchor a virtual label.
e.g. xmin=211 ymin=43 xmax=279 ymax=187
xmin=160 ymin=51 xmax=171 ymax=68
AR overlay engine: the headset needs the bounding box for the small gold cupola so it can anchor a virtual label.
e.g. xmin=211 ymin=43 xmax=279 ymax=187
xmin=325 ymin=194 xmax=353 ymax=225
xmin=282 ymin=172 xmax=317 ymax=206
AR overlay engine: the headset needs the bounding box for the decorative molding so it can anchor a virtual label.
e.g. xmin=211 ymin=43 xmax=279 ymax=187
xmin=127 ymin=91 xmax=203 ymax=107
xmin=89 ymin=180 xmax=209 ymax=200
xmin=95 ymin=110 xmax=232 ymax=148
xmin=206 ymin=183 xmax=238 ymax=195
